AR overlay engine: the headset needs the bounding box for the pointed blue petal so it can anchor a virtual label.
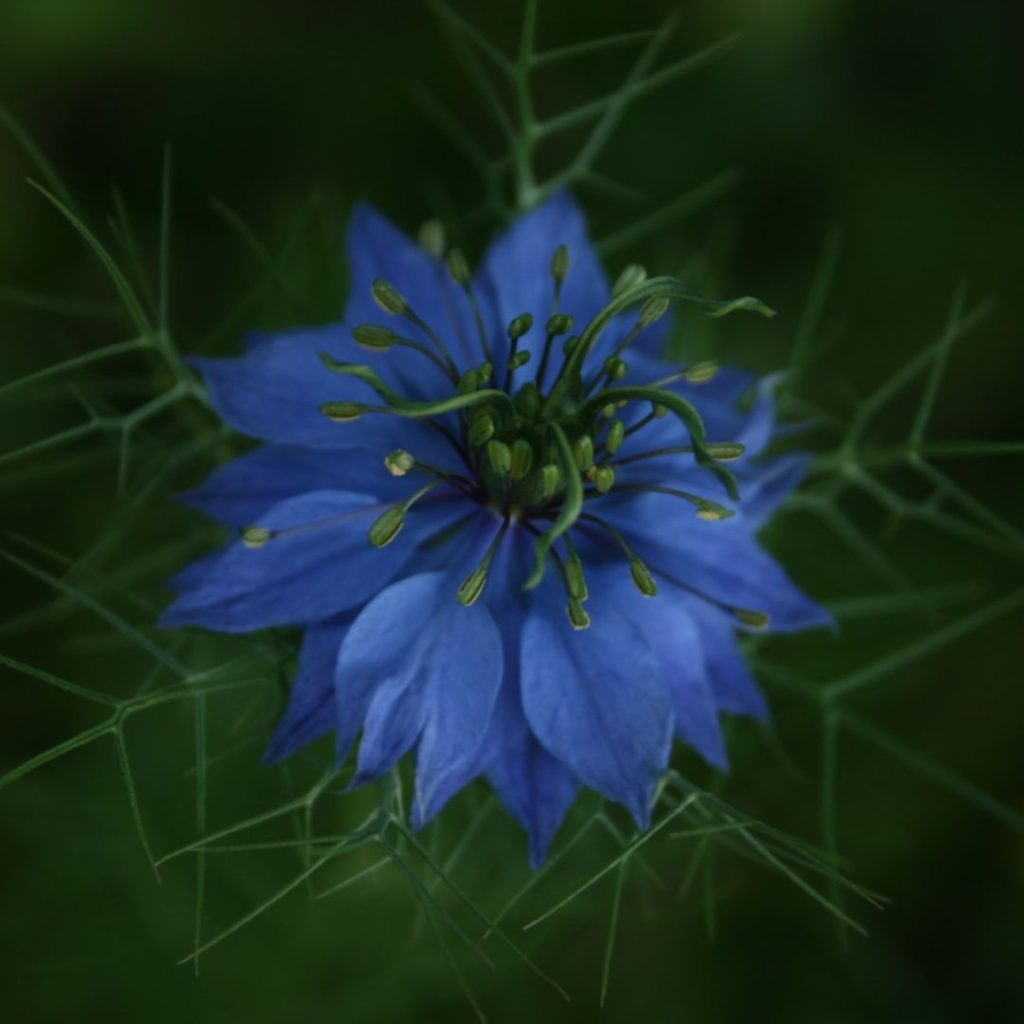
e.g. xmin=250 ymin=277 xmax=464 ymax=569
xmin=337 ymin=573 xmax=503 ymax=825
xmin=180 ymin=444 xmax=412 ymax=526
xmin=189 ymin=325 xmax=452 ymax=461
xmin=482 ymin=527 xmax=578 ymax=865
xmin=601 ymin=499 xmax=832 ymax=634
xmin=485 ymin=674 xmax=579 ymax=867
xmin=477 ymin=190 xmax=610 ymax=385
xmin=263 ymin=618 xmax=350 ymax=763
xmin=685 ymin=600 xmax=769 ymax=719
xmin=521 ymin=583 xmax=672 ymax=830
xmin=160 ymin=489 xmax=459 ymax=632
xmin=596 ymin=567 xmax=727 ymax=770
xmin=345 ymin=203 xmax=480 ymax=374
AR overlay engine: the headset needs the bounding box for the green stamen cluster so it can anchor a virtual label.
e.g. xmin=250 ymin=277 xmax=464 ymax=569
xmin=308 ymin=238 xmax=777 ymax=628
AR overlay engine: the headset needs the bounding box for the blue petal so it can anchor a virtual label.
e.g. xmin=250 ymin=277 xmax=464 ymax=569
xmin=189 ymin=324 xmax=454 ymax=461
xmin=161 ymin=489 xmax=460 ymax=632
xmin=600 ymin=498 xmax=832 ymax=633
xmin=482 ymin=527 xmax=578 ymax=865
xmin=337 ymin=572 xmax=504 ymax=825
xmin=181 ymin=444 xmax=411 ymax=526
xmin=477 ymin=190 xmax=610 ymax=387
xmin=739 ymin=453 xmax=810 ymax=529
xmin=166 ymin=547 xmax=227 ymax=594
xmin=596 ymin=566 xmax=727 ymax=770
xmin=263 ymin=618 xmax=350 ymax=763
xmin=485 ymin=677 xmax=579 ymax=868
xmin=344 ymin=203 xmax=480 ymax=374
xmin=520 ymin=582 xmax=672 ymax=829
xmin=684 ymin=600 xmax=769 ymax=719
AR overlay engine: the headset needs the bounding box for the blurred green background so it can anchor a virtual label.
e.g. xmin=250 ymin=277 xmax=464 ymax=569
xmin=1 ymin=1 xmax=1022 ymax=1021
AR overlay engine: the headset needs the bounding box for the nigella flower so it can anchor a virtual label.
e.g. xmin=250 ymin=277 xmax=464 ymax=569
xmin=162 ymin=192 xmax=830 ymax=866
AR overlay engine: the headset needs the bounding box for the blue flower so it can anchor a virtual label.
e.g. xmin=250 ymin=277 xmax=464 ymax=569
xmin=162 ymin=192 xmax=830 ymax=866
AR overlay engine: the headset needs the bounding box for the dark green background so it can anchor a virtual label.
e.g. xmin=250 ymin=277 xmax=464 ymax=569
xmin=1 ymin=1 xmax=1022 ymax=1021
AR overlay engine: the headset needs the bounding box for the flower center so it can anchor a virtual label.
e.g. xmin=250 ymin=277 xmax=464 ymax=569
xmin=307 ymin=238 xmax=773 ymax=629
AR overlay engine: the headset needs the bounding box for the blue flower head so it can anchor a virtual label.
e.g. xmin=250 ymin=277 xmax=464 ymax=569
xmin=162 ymin=193 xmax=830 ymax=866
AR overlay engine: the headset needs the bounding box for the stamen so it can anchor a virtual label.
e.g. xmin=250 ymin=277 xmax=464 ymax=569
xmin=572 ymin=435 xmax=595 ymax=472
xmin=580 ymin=384 xmax=739 ymax=500
xmin=241 ymin=526 xmax=272 ymax=549
xmin=583 ymin=297 xmax=667 ymax=394
xmin=368 ymin=480 xmax=445 ymax=548
xmin=485 ymin=439 xmax=512 ymax=475
xmin=509 ymin=438 xmax=534 ymax=482
xmin=241 ymin=500 xmax=404 ymax=549
xmin=605 ymin=419 xmax=626 ymax=455
xmin=523 ymin=423 xmax=583 ymax=590
xmin=352 ymin=324 xmax=456 ymax=383
xmin=535 ymin=313 xmax=573 ymax=389
xmin=504 ymin=312 xmax=534 ymax=389
xmin=418 ymin=220 xmax=445 ymax=259
xmin=468 ymin=411 xmax=496 ymax=447
xmin=385 ymin=449 xmax=416 ymax=476
xmin=648 ymin=361 xmax=720 ymax=388
xmin=612 ymin=441 xmax=746 ymax=468
xmin=611 ymin=263 xmax=646 ymax=298
xmin=370 ymin=277 xmax=459 ymax=378
xmin=592 ymin=466 xmax=615 ymax=493
xmin=384 ymin=449 xmax=474 ymax=493
xmin=522 ymin=520 xmax=590 ymax=630
xmin=456 ymin=517 xmax=511 ymax=606
xmin=447 ymin=248 xmax=494 ymax=368
xmin=550 ymin=244 xmax=570 ymax=309
xmin=578 ymin=513 xmax=658 ymax=598
xmin=563 ymin=533 xmax=588 ymax=602
xmin=608 ymin=483 xmax=734 ymax=522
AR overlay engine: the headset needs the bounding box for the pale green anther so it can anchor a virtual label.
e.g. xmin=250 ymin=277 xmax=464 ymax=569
xmin=573 ymin=434 xmax=594 ymax=472
xmin=385 ymin=449 xmax=415 ymax=476
xmin=241 ymin=526 xmax=272 ymax=549
xmin=352 ymin=324 xmax=396 ymax=351
xmin=538 ymin=464 xmax=560 ymax=499
xmin=371 ymin=278 xmax=406 ymax=315
xmin=508 ymin=312 xmax=533 ymax=340
xmin=418 ymin=219 xmax=445 ymax=259
xmin=630 ymin=559 xmax=658 ymax=597
xmin=567 ymin=597 xmax=591 ymax=630
xmin=546 ymin=313 xmax=573 ymax=336
xmin=457 ymin=369 xmax=477 ymax=395
xmin=601 ymin=403 xmax=616 ymax=418
xmin=685 ymin=360 xmax=719 ymax=383
xmin=369 ymin=506 xmax=405 ymax=548
xmin=509 ymin=438 xmax=534 ymax=481
xmin=321 ymin=402 xmax=364 ymax=422
xmin=514 ymin=381 xmax=541 ymax=418
xmin=457 ymin=565 xmax=489 ymax=606
xmin=706 ymin=441 xmax=746 ymax=462
xmin=734 ymin=608 xmax=770 ymax=630
xmin=653 ymin=404 xmax=668 ymax=418
xmin=508 ymin=350 xmax=531 ymax=370
xmin=593 ymin=466 xmax=615 ymax=493
xmin=606 ymin=419 xmax=626 ymax=454
xmin=551 ymin=244 xmax=570 ymax=284
xmin=447 ymin=248 xmax=471 ymax=285
xmin=612 ymin=263 xmax=647 ymax=298
xmin=486 ymin=439 xmax=512 ymax=475
xmin=476 ymin=361 xmax=494 ymax=384
xmin=468 ymin=414 xmax=496 ymax=447
xmin=563 ymin=335 xmax=578 ymax=356
xmin=639 ymin=295 xmax=670 ymax=327
xmin=603 ymin=356 xmax=627 ymax=381
xmin=565 ymin=550 xmax=588 ymax=602
xmin=695 ymin=500 xmax=734 ymax=522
